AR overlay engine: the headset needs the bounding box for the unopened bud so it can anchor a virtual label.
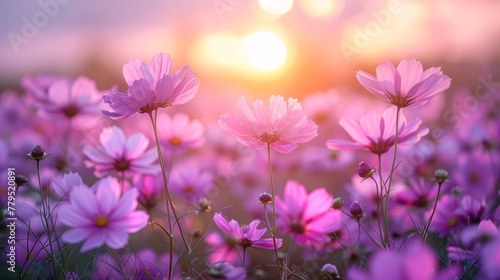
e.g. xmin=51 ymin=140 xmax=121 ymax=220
xmin=259 ymin=192 xmax=273 ymax=204
xmin=357 ymin=162 xmax=375 ymax=179
xmin=435 ymin=169 xmax=448 ymax=184
xmin=27 ymin=144 xmax=47 ymax=161
xmin=319 ymin=263 xmax=340 ymax=280
xmin=15 ymin=175 xmax=29 ymax=186
xmin=350 ymin=201 xmax=365 ymax=220
xmin=332 ymin=197 xmax=344 ymax=209
xmin=198 ymin=198 xmax=212 ymax=213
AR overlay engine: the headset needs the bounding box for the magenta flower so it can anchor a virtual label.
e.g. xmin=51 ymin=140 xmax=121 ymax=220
xmin=326 ymin=106 xmax=429 ymax=155
xmin=204 ymin=232 xmax=240 ymax=265
xmin=213 ymin=212 xmax=281 ymax=249
xmin=83 ymin=126 xmax=160 ymax=177
xmin=132 ymin=173 xmax=163 ymax=210
xmin=157 ymin=113 xmax=205 ymax=151
xmin=348 ymin=243 xmax=458 ymax=280
xmin=275 ymin=180 xmax=342 ymax=246
xmin=218 ymin=95 xmax=318 ymax=153
xmin=59 ymin=177 xmax=149 ymax=252
xmin=102 ymin=53 xmax=199 ymax=120
xmin=356 ymin=58 xmax=451 ymax=108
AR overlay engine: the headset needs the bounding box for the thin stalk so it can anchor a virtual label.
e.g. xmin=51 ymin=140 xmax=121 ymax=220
xmin=108 ymin=248 xmax=127 ymax=278
xmin=36 ymin=160 xmax=58 ymax=278
xmin=421 ymin=181 xmax=443 ymax=241
xmin=148 ymin=111 xmax=191 ymax=279
xmin=383 ymin=106 xmax=402 ymax=247
xmin=242 ymin=247 xmax=247 ymax=268
xmin=376 ymin=155 xmax=387 ymax=248
xmin=369 ymin=176 xmax=384 ymax=249
xmin=267 ymin=144 xmax=281 ymax=278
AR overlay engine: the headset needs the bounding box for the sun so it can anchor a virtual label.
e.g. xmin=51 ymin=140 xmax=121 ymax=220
xmin=243 ymin=31 xmax=288 ymax=72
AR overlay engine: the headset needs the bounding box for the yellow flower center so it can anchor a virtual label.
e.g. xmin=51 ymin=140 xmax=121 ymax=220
xmin=170 ymin=136 xmax=182 ymax=146
xmin=447 ymin=217 xmax=458 ymax=227
xmin=95 ymin=216 xmax=109 ymax=227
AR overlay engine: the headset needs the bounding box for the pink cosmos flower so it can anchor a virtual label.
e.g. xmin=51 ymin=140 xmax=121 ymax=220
xmin=326 ymin=106 xmax=429 ymax=155
xmin=348 ymin=243 xmax=458 ymax=280
xmin=83 ymin=126 xmax=160 ymax=177
xmin=21 ymin=74 xmax=71 ymax=105
xmin=356 ymin=58 xmax=451 ymax=108
xmin=218 ymin=95 xmax=318 ymax=153
xmin=102 ymin=53 xmax=199 ymax=120
xmin=37 ymin=76 xmax=103 ymax=121
xmin=59 ymin=177 xmax=149 ymax=252
xmin=132 ymin=173 xmax=163 ymax=210
xmin=204 ymin=232 xmax=241 ymax=265
xmin=275 ymin=180 xmax=342 ymax=246
xmin=157 ymin=113 xmax=205 ymax=151
xmin=213 ymin=212 xmax=281 ymax=250
xmin=50 ymin=172 xmax=87 ymax=198
xmin=169 ymin=164 xmax=213 ymax=203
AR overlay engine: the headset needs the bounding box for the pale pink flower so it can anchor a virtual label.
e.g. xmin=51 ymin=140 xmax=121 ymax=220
xmin=169 ymin=164 xmax=213 ymax=202
xmin=50 ymin=171 xmax=87 ymax=198
xmin=213 ymin=212 xmax=282 ymax=250
xmin=102 ymin=53 xmax=199 ymax=120
xmin=157 ymin=113 xmax=205 ymax=151
xmin=218 ymin=95 xmax=318 ymax=153
xmin=356 ymin=58 xmax=451 ymax=108
xmin=59 ymin=177 xmax=149 ymax=252
xmin=275 ymin=180 xmax=342 ymax=246
xmin=38 ymin=76 xmax=103 ymax=120
xmin=204 ymin=232 xmax=240 ymax=265
xmin=83 ymin=126 xmax=160 ymax=177
xmin=326 ymin=106 xmax=429 ymax=155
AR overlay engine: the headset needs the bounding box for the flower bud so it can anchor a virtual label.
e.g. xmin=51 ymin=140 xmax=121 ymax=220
xmin=259 ymin=192 xmax=273 ymax=204
xmin=198 ymin=198 xmax=212 ymax=213
xmin=319 ymin=263 xmax=340 ymax=280
xmin=435 ymin=169 xmax=448 ymax=184
xmin=350 ymin=201 xmax=365 ymax=220
xmin=332 ymin=197 xmax=344 ymax=209
xmin=27 ymin=144 xmax=47 ymax=161
xmin=15 ymin=175 xmax=29 ymax=186
xmin=357 ymin=162 xmax=375 ymax=179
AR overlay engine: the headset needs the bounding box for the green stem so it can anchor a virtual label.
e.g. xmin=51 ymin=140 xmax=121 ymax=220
xmin=383 ymin=106 xmax=402 ymax=248
xmin=148 ymin=111 xmax=191 ymax=279
xmin=421 ymin=181 xmax=443 ymax=241
xmin=370 ymin=176 xmax=384 ymax=249
xmin=377 ymin=155 xmax=387 ymax=248
xmin=36 ymin=160 xmax=58 ymax=278
xmin=267 ymin=144 xmax=281 ymax=278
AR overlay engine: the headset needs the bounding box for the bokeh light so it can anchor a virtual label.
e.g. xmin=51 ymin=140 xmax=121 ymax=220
xmin=243 ymin=31 xmax=288 ymax=72
xmin=257 ymin=0 xmax=294 ymax=15
xmin=299 ymin=0 xmax=344 ymax=18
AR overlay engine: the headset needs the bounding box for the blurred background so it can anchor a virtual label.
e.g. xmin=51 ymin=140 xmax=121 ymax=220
xmin=1 ymin=0 xmax=500 ymax=102
xmin=1 ymin=1 xmax=500 ymax=277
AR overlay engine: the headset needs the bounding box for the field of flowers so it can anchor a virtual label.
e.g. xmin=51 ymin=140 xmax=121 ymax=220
xmin=1 ymin=1 xmax=500 ymax=280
